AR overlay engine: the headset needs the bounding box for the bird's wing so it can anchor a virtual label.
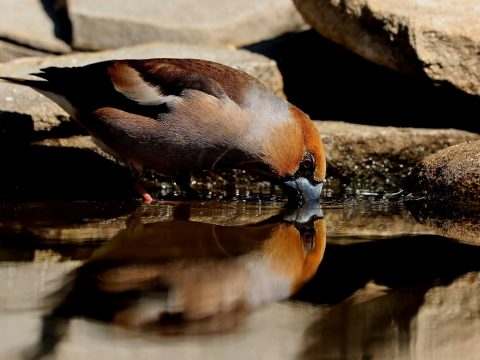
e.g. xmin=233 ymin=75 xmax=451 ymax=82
xmin=107 ymin=58 xmax=261 ymax=107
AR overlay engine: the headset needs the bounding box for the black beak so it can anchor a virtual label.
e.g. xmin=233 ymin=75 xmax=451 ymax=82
xmin=283 ymin=177 xmax=324 ymax=205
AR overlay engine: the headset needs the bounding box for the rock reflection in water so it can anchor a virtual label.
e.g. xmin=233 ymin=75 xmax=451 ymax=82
xmin=28 ymin=204 xmax=326 ymax=359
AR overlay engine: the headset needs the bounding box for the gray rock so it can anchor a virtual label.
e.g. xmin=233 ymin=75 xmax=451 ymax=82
xmin=294 ymin=0 xmax=480 ymax=96
xmin=315 ymin=121 xmax=480 ymax=195
xmin=0 ymin=0 xmax=70 ymax=53
xmin=0 ymin=42 xmax=284 ymax=133
xmin=68 ymin=0 xmax=307 ymax=50
xmin=407 ymin=140 xmax=480 ymax=207
xmin=0 ymin=40 xmax=48 ymax=63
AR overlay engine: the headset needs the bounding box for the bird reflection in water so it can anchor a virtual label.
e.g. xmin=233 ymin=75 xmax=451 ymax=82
xmin=28 ymin=203 xmax=326 ymax=359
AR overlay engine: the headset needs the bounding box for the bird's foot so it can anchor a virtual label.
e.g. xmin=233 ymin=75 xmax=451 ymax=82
xmin=134 ymin=182 xmax=153 ymax=204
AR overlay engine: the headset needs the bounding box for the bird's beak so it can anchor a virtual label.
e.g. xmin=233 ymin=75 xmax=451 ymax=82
xmin=283 ymin=177 xmax=324 ymax=204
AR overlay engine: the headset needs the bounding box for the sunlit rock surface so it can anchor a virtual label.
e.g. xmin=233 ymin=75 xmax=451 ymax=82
xmin=0 ymin=0 xmax=70 ymax=54
xmin=294 ymin=0 xmax=480 ymax=96
xmin=0 ymin=40 xmax=47 ymax=63
xmin=67 ymin=0 xmax=307 ymax=50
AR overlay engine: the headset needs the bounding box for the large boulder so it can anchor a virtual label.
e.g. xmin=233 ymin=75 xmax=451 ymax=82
xmin=0 ymin=0 xmax=70 ymax=53
xmin=407 ymin=140 xmax=480 ymax=207
xmin=294 ymin=0 xmax=480 ymax=96
xmin=68 ymin=0 xmax=307 ymax=50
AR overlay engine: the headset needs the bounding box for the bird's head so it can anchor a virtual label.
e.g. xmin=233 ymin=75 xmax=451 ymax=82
xmin=246 ymin=102 xmax=326 ymax=205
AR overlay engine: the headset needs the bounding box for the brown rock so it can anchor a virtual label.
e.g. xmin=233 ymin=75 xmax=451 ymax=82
xmin=407 ymin=140 xmax=480 ymax=207
xmin=68 ymin=0 xmax=307 ymax=50
xmin=294 ymin=0 xmax=480 ymax=96
xmin=315 ymin=121 xmax=480 ymax=195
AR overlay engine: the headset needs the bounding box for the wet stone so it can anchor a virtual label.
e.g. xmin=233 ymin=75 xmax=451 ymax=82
xmin=407 ymin=140 xmax=480 ymax=207
xmin=315 ymin=121 xmax=480 ymax=196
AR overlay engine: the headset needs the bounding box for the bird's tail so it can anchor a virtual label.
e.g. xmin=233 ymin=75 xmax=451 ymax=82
xmin=0 ymin=74 xmax=51 ymax=91
xmin=0 ymin=68 xmax=81 ymax=117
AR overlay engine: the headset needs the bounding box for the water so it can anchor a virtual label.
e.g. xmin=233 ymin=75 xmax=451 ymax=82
xmin=0 ymin=199 xmax=479 ymax=359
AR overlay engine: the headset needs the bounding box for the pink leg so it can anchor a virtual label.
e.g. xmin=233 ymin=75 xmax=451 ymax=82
xmin=134 ymin=182 xmax=153 ymax=204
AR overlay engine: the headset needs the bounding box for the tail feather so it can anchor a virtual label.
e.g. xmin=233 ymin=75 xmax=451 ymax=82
xmin=0 ymin=75 xmax=51 ymax=92
xmin=0 ymin=72 xmax=79 ymax=117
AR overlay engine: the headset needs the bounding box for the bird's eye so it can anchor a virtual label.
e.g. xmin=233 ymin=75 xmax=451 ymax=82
xmin=300 ymin=153 xmax=315 ymax=171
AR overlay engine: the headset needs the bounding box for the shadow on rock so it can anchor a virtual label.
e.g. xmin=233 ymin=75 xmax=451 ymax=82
xmin=244 ymin=30 xmax=480 ymax=131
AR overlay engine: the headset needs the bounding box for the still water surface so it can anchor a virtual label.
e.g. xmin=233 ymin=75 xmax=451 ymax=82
xmin=0 ymin=199 xmax=479 ymax=359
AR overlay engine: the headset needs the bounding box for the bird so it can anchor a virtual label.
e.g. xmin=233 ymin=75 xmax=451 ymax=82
xmin=1 ymin=58 xmax=326 ymax=203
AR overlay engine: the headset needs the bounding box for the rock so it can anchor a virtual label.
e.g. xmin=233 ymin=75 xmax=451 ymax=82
xmin=315 ymin=121 xmax=480 ymax=195
xmin=0 ymin=40 xmax=48 ymax=63
xmin=0 ymin=42 xmax=284 ymax=133
xmin=244 ymin=30 xmax=480 ymax=133
xmin=294 ymin=0 xmax=480 ymax=96
xmin=407 ymin=140 xmax=480 ymax=207
xmin=0 ymin=0 xmax=70 ymax=53
xmin=68 ymin=0 xmax=307 ymax=50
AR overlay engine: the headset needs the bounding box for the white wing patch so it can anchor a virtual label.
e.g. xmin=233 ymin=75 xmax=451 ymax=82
xmin=108 ymin=61 xmax=165 ymax=106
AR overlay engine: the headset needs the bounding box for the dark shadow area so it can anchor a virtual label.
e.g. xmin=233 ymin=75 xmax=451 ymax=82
xmin=32 ymin=118 xmax=88 ymax=141
xmin=40 ymin=0 xmax=72 ymax=45
xmin=244 ymin=30 xmax=480 ymax=132
xmin=0 ymin=145 xmax=134 ymax=201
xmin=294 ymin=234 xmax=480 ymax=305
xmin=0 ymin=111 xmax=34 ymax=146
